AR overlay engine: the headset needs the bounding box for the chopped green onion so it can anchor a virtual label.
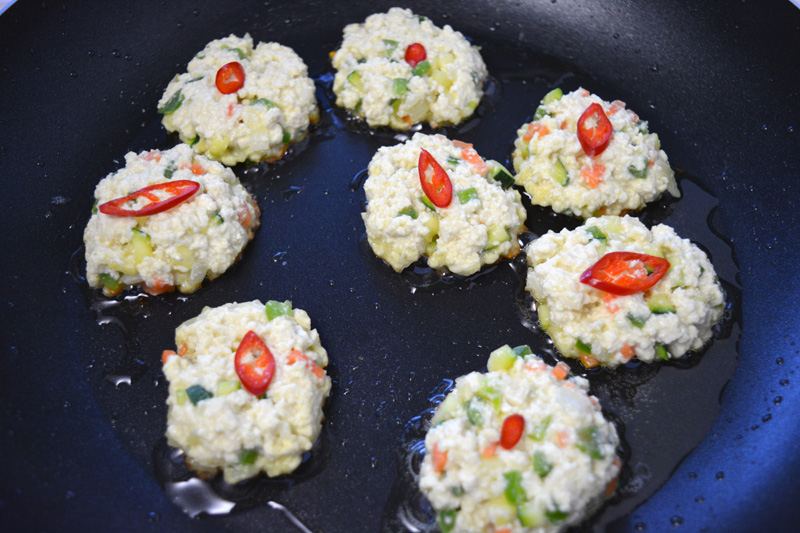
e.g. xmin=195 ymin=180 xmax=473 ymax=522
xmin=470 ymin=71 xmax=481 ymax=86
xmin=164 ymin=162 xmax=177 ymax=179
xmin=397 ymin=206 xmax=417 ymax=219
xmin=545 ymin=508 xmax=569 ymax=525
xmin=529 ymin=415 xmax=552 ymax=441
xmin=356 ymin=57 xmax=366 ymax=64
xmin=576 ymin=338 xmax=592 ymax=354
xmin=420 ymin=195 xmax=436 ymax=211
xmin=392 ymin=78 xmax=409 ymax=96
xmin=655 ymin=343 xmax=670 ymax=360
xmin=389 ymin=98 xmax=401 ymax=113
xmin=98 ymin=273 xmax=120 ymax=291
xmin=186 ymin=76 xmax=204 ymax=84
xmin=466 ymin=398 xmax=483 ymax=426
xmin=347 ymin=71 xmax=363 ymax=91
xmin=627 ymin=313 xmax=647 ymax=328
xmin=185 ymin=385 xmax=213 ymax=406
xmin=92 ymin=199 xmax=98 ymax=214
xmin=211 ymin=212 xmax=224 ymax=225
xmin=534 ymin=451 xmax=553 ymax=478
xmin=221 ymin=45 xmax=246 ymax=60
xmin=628 ymin=164 xmax=648 ymax=179
xmin=239 ymin=448 xmax=258 ymax=465
xmin=382 ymin=39 xmax=399 ymax=57
xmin=477 ymin=383 xmax=502 ymax=410
xmin=533 ymin=106 xmax=548 ymax=120
xmin=437 ymin=509 xmax=457 ymax=533
xmin=446 ymin=156 xmax=460 ymax=166
xmin=449 ymin=486 xmax=464 ymax=497
xmin=576 ymin=425 xmax=605 ymax=460
xmin=251 ymin=98 xmax=277 ymax=109
xmin=513 ymin=345 xmax=532 ymax=357
xmin=586 ymin=226 xmax=607 ymax=243
xmin=158 ymin=90 xmax=184 ymax=115
xmin=457 ymin=188 xmax=478 ymax=204
xmin=282 ymin=129 xmax=291 ymax=144
xmin=503 ymin=470 xmax=527 ymax=506
xmin=265 ymin=300 xmax=292 ymax=321
xmin=412 ymin=60 xmax=430 ymax=77
xmin=189 ymin=135 xmax=200 ymax=147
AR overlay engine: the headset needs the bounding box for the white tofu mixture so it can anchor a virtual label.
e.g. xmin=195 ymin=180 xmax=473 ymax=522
xmin=163 ymin=300 xmax=331 ymax=484
xmin=362 ymin=133 xmax=527 ymax=275
xmin=159 ymin=34 xmax=318 ymax=166
xmin=512 ymin=88 xmax=680 ymax=218
xmin=84 ymin=144 xmax=260 ymax=295
xmin=332 ymin=7 xmax=487 ymax=129
xmin=526 ymin=215 xmax=725 ymax=367
xmin=420 ymin=346 xmax=620 ymax=532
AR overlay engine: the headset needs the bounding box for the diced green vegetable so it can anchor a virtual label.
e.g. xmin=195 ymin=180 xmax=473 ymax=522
xmin=185 ymin=385 xmax=213 ymax=406
xmin=420 ymin=195 xmax=436 ymax=211
xmin=538 ymin=302 xmax=550 ymax=331
xmin=92 ymin=199 xmax=98 ymax=214
xmin=518 ymin=502 xmax=545 ymax=528
xmin=550 ymin=159 xmax=569 ymax=186
xmin=513 ymin=345 xmax=532 ymax=357
xmin=98 ymin=273 xmax=120 ymax=291
xmin=586 ymin=225 xmax=607 ymax=243
xmin=431 ymin=391 xmax=459 ymax=425
xmin=648 ymin=293 xmax=676 ymax=314
xmin=437 ymin=509 xmax=457 ymax=533
xmin=488 ymin=345 xmax=517 ymax=372
xmin=265 ymin=300 xmax=292 ymax=321
xmin=576 ymin=338 xmax=592 ymax=354
xmin=164 ymin=162 xmax=177 ymax=179
xmin=470 ymin=70 xmax=481 ymax=86
xmin=282 ymin=129 xmax=291 ymax=144
xmin=189 ymin=135 xmax=200 ymax=147
xmin=466 ymin=398 xmax=484 ymax=426
xmin=354 ymin=98 xmax=363 ymax=114
xmin=131 ymin=228 xmax=153 ymax=264
xmin=211 ymin=212 xmax=224 ymax=225
xmin=186 ymin=76 xmax=204 ymax=84
xmin=655 ymin=343 xmax=670 ymax=360
xmin=545 ymin=508 xmax=569 ymax=525
xmin=485 ymin=225 xmax=510 ymax=251
xmin=627 ymin=313 xmax=648 ymax=328
xmin=628 ymin=164 xmax=648 ymax=179
xmin=392 ymin=78 xmax=409 ymax=96
xmin=397 ymin=206 xmax=418 ymax=219
xmin=541 ymin=88 xmax=563 ymax=105
xmin=239 ymin=448 xmax=258 ymax=465
xmin=216 ymin=380 xmax=240 ymax=396
xmin=489 ymin=163 xmax=515 ymax=190
xmin=450 ymin=486 xmax=465 ymax=497
xmin=175 ymin=389 xmax=188 ymax=406
xmin=533 ymin=106 xmax=548 ymax=120
xmin=503 ymin=471 xmax=527 ymax=506
xmin=457 ymin=188 xmax=478 ymax=204
xmin=477 ymin=382 xmax=502 ymax=411
xmin=576 ymin=425 xmax=605 ymax=460
xmin=221 ymin=45 xmax=246 ymax=60
xmin=251 ymin=98 xmax=277 ymax=109
xmin=389 ymin=98 xmax=401 ymax=113
xmin=347 ymin=71 xmax=363 ymax=91
xmin=529 ymin=415 xmax=552 ymax=441
xmin=447 ymin=156 xmax=460 ymax=166
xmin=382 ymin=39 xmax=399 ymax=57
xmin=534 ymin=451 xmax=553 ymax=478
xmin=412 ymin=60 xmax=430 ymax=76
xmin=158 ymin=90 xmax=184 ymax=115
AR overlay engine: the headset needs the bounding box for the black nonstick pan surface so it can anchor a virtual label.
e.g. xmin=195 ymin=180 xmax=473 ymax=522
xmin=2 ymin=0 xmax=799 ymax=531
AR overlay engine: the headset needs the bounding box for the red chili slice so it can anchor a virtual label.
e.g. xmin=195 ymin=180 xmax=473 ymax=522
xmin=580 ymin=251 xmax=671 ymax=296
xmin=234 ymin=330 xmax=276 ymax=396
xmin=500 ymin=414 xmax=525 ymax=450
xmin=215 ymin=61 xmax=245 ymax=94
xmin=98 ymin=180 xmax=200 ymax=217
xmin=404 ymin=43 xmax=427 ymax=67
xmin=576 ymin=102 xmax=613 ymax=157
xmin=418 ymin=148 xmax=452 ymax=208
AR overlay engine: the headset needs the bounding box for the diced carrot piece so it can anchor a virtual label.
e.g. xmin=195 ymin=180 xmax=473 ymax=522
xmin=648 ymin=159 xmax=655 ymax=167
xmin=523 ymin=122 xmax=550 ymax=142
xmin=402 ymin=115 xmax=413 ymax=125
xmin=178 ymin=343 xmax=188 ymax=356
xmin=560 ymin=120 xmax=567 ymax=130
xmin=481 ymin=441 xmax=498 ymax=458
xmin=237 ymin=207 xmax=252 ymax=228
xmin=161 ymin=350 xmax=176 ymax=364
xmin=432 ymin=442 xmax=448 ymax=473
xmin=180 ymin=163 xmax=206 ymax=176
xmin=329 ymin=51 xmax=336 ymax=59
xmin=620 ymin=344 xmax=636 ymax=361
xmin=602 ymin=292 xmax=620 ymax=313
xmin=452 ymin=140 xmax=472 ymax=150
xmin=607 ymin=100 xmax=626 ymax=115
xmin=227 ymin=103 xmax=236 ymax=117
xmin=146 ymin=277 xmax=174 ymax=295
xmin=579 ymin=88 xmax=590 ymax=97
xmin=556 ymin=430 xmax=570 ymax=447
xmin=143 ymin=150 xmax=161 ymax=162
xmin=605 ymin=475 xmax=619 ymax=496
xmin=580 ymin=354 xmax=600 ymax=369
xmin=631 ymin=112 xmax=639 ymax=123
xmin=495 ymin=529 xmax=512 ymax=533
xmin=581 ymin=163 xmax=606 ymax=189
xmin=288 ymin=349 xmax=325 ymax=378
xmin=453 ymin=140 xmax=488 ymax=174
xmin=552 ymin=361 xmax=570 ymax=380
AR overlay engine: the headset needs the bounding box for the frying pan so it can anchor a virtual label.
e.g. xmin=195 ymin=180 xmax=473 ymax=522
xmin=1 ymin=0 xmax=799 ymax=531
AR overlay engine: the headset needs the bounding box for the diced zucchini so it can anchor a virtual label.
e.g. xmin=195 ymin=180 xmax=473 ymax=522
xmin=586 ymin=225 xmax=607 ymax=243
xmin=423 ymin=215 xmax=439 ymax=238
xmin=353 ymin=98 xmax=363 ymax=114
xmin=420 ymin=195 xmax=436 ymax=211
xmin=381 ymin=39 xmax=399 ymax=57
xmin=131 ymin=228 xmax=153 ymax=265
xmin=389 ymin=98 xmax=401 ymax=113
xmin=98 ymin=273 xmax=120 ymax=292
xmin=208 ymin=136 xmax=230 ymax=158
xmin=486 ymin=225 xmax=510 ymax=250
xmin=529 ymin=415 xmax=552 ymax=441
xmin=477 ymin=382 xmax=502 ymax=411
xmin=488 ymin=345 xmax=517 ymax=372
xmin=265 ymin=300 xmax=292 ymax=321
xmin=576 ymin=425 xmax=605 ymax=460
xmin=550 ymin=159 xmax=569 ymax=186
xmin=92 ymin=199 xmax=98 ymax=214
xmin=627 ymin=313 xmax=648 ymax=328
xmin=431 ymin=391 xmax=459 ymax=425
xmin=397 ymin=206 xmax=418 ymax=219
xmin=488 ymin=161 xmax=515 ymax=190
xmin=211 ymin=212 xmax=224 ymax=225
xmin=503 ymin=471 xmax=527 ymax=506
xmin=465 ymin=397 xmax=484 ymax=426
xmin=437 ymin=509 xmax=457 ymax=533
xmin=412 ymin=60 xmax=430 ymax=77
xmin=575 ymin=338 xmax=592 ymax=354
xmin=648 ymin=293 xmax=676 ymax=314
xmin=251 ymin=98 xmax=277 ymax=109
xmin=518 ymin=502 xmax=545 ymax=528
xmin=538 ymin=302 xmax=550 ymax=331
xmin=175 ymin=389 xmax=188 ymax=406
xmin=174 ymin=245 xmax=194 ymax=269
xmin=392 ymin=78 xmax=409 ymax=96
xmin=534 ymin=451 xmax=553 ymax=478
xmin=282 ymin=129 xmax=291 ymax=145
xmin=216 ymin=380 xmax=240 ymax=396
xmin=158 ymin=90 xmax=184 ymax=115
xmin=185 ymin=384 xmax=213 ymax=406
xmin=238 ymin=448 xmax=258 ymax=465
xmin=457 ymin=188 xmax=478 ymax=204
xmin=346 ymin=71 xmax=363 ymax=91
xmin=513 ymin=345 xmax=532 ymax=357
xmin=541 ymin=87 xmax=563 ymax=105
xmin=431 ymin=68 xmax=453 ymax=90
xmin=655 ymin=343 xmax=670 ymax=360
xmin=189 ymin=135 xmax=200 ymax=148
